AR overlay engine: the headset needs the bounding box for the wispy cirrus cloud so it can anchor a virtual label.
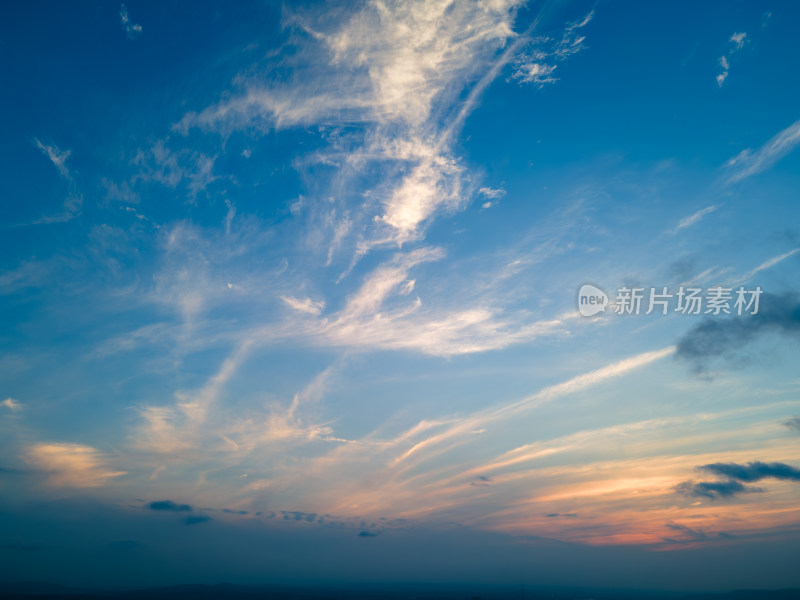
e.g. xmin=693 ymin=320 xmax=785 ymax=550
xmin=34 ymin=138 xmax=71 ymax=178
xmin=282 ymin=295 xmax=326 ymax=316
xmin=512 ymin=10 xmax=594 ymax=86
xmin=174 ymin=1 xmax=582 ymax=261
xmin=671 ymin=204 xmax=719 ymax=233
xmin=725 ymin=118 xmax=800 ymax=183
xmin=32 ymin=138 xmax=82 ymax=223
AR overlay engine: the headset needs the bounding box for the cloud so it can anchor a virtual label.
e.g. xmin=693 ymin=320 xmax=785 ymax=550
xmin=675 ymin=292 xmax=800 ymax=372
xmin=671 ymin=204 xmax=719 ymax=233
xmin=700 ymin=461 xmax=800 ymax=483
xmin=31 ymin=138 xmax=82 ymax=223
xmin=120 ymin=4 xmax=142 ymax=39
xmin=184 ymin=514 xmax=212 ymax=525
xmin=479 ymin=186 xmax=505 ymax=209
xmin=25 ymin=443 xmax=126 ymax=488
xmin=282 ymin=295 xmax=325 ymax=316
xmin=784 ymin=417 xmax=800 ymax=432
xmin=148 ymin=500 xmax=193 ymax=512
xmin=135 ymin=352 xmax=339 ymax=462
xmin=174 ymin=1 xmax=568 ymax=256
xmin=676 ymin=461 xmax=800 ymax=501
xmin=357 ymin=530 xmax=380 ymax=537
xmin=512 ymin=10 xmax=594 ymax=86
xmin=664 ymin=522 xmax=708 ymax=541
xmin=132 ymin=140 xmax=217 ymax=198
xmin=733 ymin=248 xmax=800 ymax=284
xmin=1 ymin=398 xmax=23 ymax=411
xmin=730 ymin=32 xmax=747 ymax=49
xmin=34 ymin=139 xmax=71 ymax=179
xmin=281 ymin=511 xmax=317 ymax=522
xmin=383 ymin=347 xmax=674 ymax=475
xmin=271 ymin=246 xmax=573 ymax=357
xmin=478 ymin=187 xmax=506 ymax=199
xmin=725 ymin=118 xmax=800 ymax=183
xmin=675 ymin=479 xmax=753 ymax=499
xmin=716 ymin=31 xmax=746 ymax=87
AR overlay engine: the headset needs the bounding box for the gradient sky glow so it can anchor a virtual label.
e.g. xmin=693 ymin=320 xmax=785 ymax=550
xmin=2 ymin=0 xmax=800 ymax=592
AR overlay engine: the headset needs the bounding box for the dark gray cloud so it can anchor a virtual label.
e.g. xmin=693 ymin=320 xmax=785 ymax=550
xmin=148 ymin=500 xmax=193 ymax=512
xmin=675 ymin=292 xmax=800 ymax=372
xmin=785 ymin=416 xmax=800 ymax=431
xmin=222 ymin=509 xmax=249 ymax=515
xmin=676 ymin=461 xmax=800 ymax=500
xmin=358 ymin=530 xmax=380 ymax=537
xmin=281 ymin=511 xmax=317 ymax=522
xmin=664 ymin=522 xmax=708 ymax=542
xmin=662 ymin=522 xmax=733 ymax=544
xmin=676 ymin=479 xmax=755 ymax=499
xmin=546 ymin=513 xmax=578 ymax=518
xmin=184 ymin=514 xmax=212 ymax=525
xmin=700 ymin=461 xmax=800 ymax=482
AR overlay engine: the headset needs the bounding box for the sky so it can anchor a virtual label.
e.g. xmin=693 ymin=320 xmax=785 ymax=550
xmin=1 ymin=0 xmax=800 ymax=592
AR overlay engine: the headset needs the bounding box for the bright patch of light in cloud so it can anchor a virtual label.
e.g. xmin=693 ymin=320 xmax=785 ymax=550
xmin=26 ymin=443 xmax=127 ymax=488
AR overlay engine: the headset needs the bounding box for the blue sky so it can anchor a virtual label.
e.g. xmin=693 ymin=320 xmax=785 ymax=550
xmin=2 ymin=0 xmax=800 ymax=591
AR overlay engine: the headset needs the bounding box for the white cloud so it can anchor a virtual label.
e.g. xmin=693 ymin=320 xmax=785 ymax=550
xmin=132 ymin=140 xmax=217 ymax=197
xmin=716 ymin=31 xmax=746 ymax=87
xmin=32 ymin=138 xmax=83 ymax=223
xmin=26 ymin=443 xmax=126 ymax=488
xmin=174 ymin=1 xmax=558 ymax=255
xmin=120 ymin=4 xmax=142 ymax=39
xmin=512 ymin=10 xmax=594 ymax=87
xmin=1 ymin=397 xmax=23 ymax=411
xmin=671 ymin=204 xmax=719 ymax=233
xmin=282 ymin=295 xmax=326 ymax=316
xmin=134 ymin=347 xmax=340 ymax=461
xmin=34 ymin=138 xmax=71 ymax=178
xmin=724 ymin=118 xmax=800 ymax=183
xmin=479 ymin=186 xmax=506 ymax=199
xmin=272 ymin=346 xmax=676 ymax=519
xmin=729 ymin=248 xmax=800 ymax=285
xmin=730 ymin=32 xmax=746 ymax=49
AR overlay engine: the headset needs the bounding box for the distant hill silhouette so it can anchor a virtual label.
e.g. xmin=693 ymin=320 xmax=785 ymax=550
xmin=0 ymin=582 xmax=797 ymax=600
